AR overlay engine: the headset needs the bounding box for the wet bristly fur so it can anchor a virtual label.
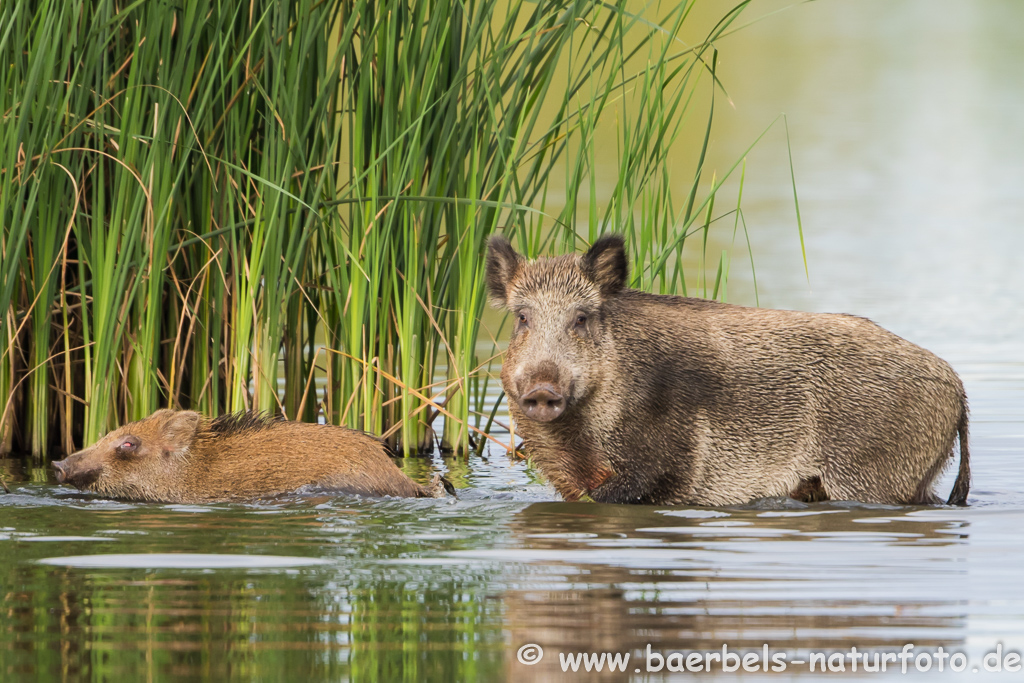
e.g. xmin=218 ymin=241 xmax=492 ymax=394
xmin=208 ymin=411 xmax=285 ymax=435
xmin=52 ymin=409 xmax=449 ymax=503
xmin=486 ymin=234 xmax=971 ymax=507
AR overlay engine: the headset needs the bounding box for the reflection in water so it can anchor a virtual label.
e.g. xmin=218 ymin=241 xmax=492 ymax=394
xmin=0 ymin=495 xmax=976 ymax=681
xmin=500 ymin=502 xmax=969 ymax=680
xmin=36 ymin=553 xmax=332 ymax=567
xmin=1 ymin=498 xmax=510 ymax=681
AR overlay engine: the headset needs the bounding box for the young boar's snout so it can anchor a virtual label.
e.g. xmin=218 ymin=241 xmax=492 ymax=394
xmin=51 ymin=460 xmax=68 ymax=484
xmin=51 ymin=454 xmax=101 ymax=489
xmin=519 ymin=383 xmax=566 ymax=422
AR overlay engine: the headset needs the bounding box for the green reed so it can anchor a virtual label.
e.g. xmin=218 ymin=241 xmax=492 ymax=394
xmin=0 ymin=0 xmax=780 ymax=459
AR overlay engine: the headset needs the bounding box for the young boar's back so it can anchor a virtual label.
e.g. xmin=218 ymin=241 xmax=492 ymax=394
xmin=188 ymin=416 xmax=425 ymax=501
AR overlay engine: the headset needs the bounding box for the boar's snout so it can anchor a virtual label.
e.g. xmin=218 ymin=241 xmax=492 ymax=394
xmin=519 ymin=384 xmax=566 ymax=422
xmin=52 ymin=455 xmax=101 ymax=490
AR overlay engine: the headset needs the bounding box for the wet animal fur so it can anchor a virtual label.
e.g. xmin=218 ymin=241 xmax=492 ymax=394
xmin=486 ymin=234 xmax=970 ymax=507
xmin=52 ymin=409 xmax=450 ymax=503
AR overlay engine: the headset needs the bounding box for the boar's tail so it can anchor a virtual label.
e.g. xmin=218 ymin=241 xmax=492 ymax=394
xmin=946 ymin=399 xmax=970 ymax=506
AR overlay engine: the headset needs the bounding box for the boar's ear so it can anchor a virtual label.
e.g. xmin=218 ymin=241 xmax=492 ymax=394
xmin=159 ymin=410 xmax=201 ymax=457
xmin=581 ymin=234 xmax=628 ymax=297
xmin=485 ymin=235 xmax=523 ymax=308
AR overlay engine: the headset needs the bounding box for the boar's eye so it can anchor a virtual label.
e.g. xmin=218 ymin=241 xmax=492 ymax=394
xmin=574 ymin=313 xmax=587 ymax=328
xmin=517 ymin=311 xmax=529 ymax=328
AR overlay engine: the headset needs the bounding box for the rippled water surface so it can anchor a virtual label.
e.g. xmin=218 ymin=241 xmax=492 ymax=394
xmin=4 ymin=1 xmax=1024 ymax=680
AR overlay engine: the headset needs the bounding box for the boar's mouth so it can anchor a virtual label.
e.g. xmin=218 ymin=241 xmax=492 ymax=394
xmin=52 ymin=459 xmax=102 ymax=490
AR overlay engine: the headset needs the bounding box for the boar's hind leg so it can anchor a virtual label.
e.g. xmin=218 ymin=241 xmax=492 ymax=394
xmin=819 ymin=446 xmax=950 ymax=505
xmin=907 ymin=449 xmax=952 ymax=506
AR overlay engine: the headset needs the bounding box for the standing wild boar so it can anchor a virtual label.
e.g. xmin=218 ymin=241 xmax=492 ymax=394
xmin=486 ymin=234 xmax=970 ymax=506
xmin=52 ymin=409 xmax=451 ymax=503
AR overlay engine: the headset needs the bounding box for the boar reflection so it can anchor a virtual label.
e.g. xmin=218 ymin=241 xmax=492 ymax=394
xmin=503 ymin=502 xmax=968 ymax=680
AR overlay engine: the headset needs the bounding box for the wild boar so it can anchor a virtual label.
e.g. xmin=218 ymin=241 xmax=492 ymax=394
xmin=52 ymin=409 xmax=452 ymax=503
xmin=486 ymin=233 xmax=970 ymax=507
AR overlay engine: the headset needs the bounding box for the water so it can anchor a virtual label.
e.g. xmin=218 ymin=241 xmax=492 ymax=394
xmin=4 ymin=1 xmax=1024 ymax=680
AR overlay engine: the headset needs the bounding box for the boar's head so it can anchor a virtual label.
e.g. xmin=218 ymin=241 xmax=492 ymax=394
xmin=486 ymin=234 xmax=627 ymax=423
xmin=52 ymin=409 xmax=201 ymax=500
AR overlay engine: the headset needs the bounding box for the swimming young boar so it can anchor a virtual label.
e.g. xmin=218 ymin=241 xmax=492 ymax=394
xmin=52 ymin=410 xmax=451 ymax=503
xmin=486 ymin=234 xmax=970 ymax=507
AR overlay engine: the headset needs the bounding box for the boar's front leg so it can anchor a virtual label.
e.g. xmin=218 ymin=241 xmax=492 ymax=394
xmin=525 ymin=443 xmax=616 ymax=503
xmin=587 ymin=453 xmax=698 ymax=505
xmin=587 ymin=471 xmax=665 ymax=505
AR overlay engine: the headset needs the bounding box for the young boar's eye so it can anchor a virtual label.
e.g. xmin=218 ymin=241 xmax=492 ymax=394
xmin=518 ymin=312 xmax=528 ymax=327
xmin=117 ymin=438 xmax=138 ymax=454
xmin=575 ymin=314 xmax=587 ymax=328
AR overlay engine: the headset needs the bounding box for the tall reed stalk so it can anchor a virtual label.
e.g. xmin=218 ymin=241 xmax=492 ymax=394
xmin=1 ymin=0 xmax=774 ymax=459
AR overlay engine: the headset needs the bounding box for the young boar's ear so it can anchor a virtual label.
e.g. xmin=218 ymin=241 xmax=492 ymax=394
xmin=485 ymin=235 xmax=523 ymax=308
xmin=581 ymin=234 xmax=628 ymax=297
xmin=160 ymin=410 xmax=201 ymax=456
